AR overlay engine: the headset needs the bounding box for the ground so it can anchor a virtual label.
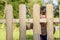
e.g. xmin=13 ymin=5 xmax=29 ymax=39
xmin=0 ymin=28 xmax=60 ymax=40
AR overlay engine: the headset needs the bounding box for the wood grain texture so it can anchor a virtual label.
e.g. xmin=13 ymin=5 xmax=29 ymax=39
xmin=46 ymin=4 xmax=54 ymax=40
xmin=33 ymin=4 xmax=41 ymax=40
xmin=5 ymin=5 xmax=13 ymax=40
xmin=19 ymin=4 xmax=26 ymax=40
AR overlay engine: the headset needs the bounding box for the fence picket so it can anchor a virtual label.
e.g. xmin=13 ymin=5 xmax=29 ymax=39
xmin=33 ymin=4 xmax=41 ymax=40
xmin=19 ymin=4 xmax=26 ymax=40
xmin=46 ymin=4 xmax=54 ymax=40
xmin=5 ymin=5 xmax=13 ymax=40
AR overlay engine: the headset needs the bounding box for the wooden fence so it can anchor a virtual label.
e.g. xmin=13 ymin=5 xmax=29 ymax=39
xmin=0 ymin=4 xmax=60 ymax=40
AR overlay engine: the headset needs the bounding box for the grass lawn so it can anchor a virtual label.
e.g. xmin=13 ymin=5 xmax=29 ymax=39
xmin=0 ymin=28 xmax=60 ymax=40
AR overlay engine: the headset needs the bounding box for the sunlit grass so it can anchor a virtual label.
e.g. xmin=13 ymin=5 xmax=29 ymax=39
xmin=54 ymin=29 xmax=59 ymax=38
xmin=0 ymin=28 xmax=59 ymax=40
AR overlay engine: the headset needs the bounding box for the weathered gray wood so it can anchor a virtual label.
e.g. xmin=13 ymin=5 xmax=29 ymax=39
xmin=33 ymin=4 xmax=41 ymax=40
xmin=5 ymin=5 xmax=13 ymax=40
xmin=46 ymin=4 xmax=54 ymax=40
xmin=0 ymin=18 xmax=60 ymax=23
xmin=19 ymin=4 xmax=26 ymax=40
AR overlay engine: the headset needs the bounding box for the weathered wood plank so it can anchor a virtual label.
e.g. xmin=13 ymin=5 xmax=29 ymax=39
xmin=33 ymin=4 xmax=41 ymax=40
xmin=19 ymin=4 xmax=26 ymax=40
xmin=5 ymin=5 xmax=13 ymax=40
xmin=0 ymin=18 xmax=59 ymax=23
xmin=46 ymin=4 xmax=54 ymax=40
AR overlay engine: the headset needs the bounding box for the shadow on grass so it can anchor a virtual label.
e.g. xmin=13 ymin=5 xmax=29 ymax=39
xmin=26 ymin=35 xmax=60 ymax=40
xmin=26 ymin=35 xmax=33 ymax=40
xmin=54 ymin=38 xmax=60 ymax=40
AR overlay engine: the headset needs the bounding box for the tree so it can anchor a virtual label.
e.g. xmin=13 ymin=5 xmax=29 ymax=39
xmin=58 ymin=0 xmax=60 ymax=4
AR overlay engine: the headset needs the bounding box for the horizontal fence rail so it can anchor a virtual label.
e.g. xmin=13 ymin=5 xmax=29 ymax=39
xmin=0 ymin=18 xmax=60 ymax=23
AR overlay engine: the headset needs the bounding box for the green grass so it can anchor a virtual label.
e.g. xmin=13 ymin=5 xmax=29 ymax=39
xmin=0 ymin=28 xmax=60 ymax=40
xmin=26 ymin=29 xmax=33 ymax=40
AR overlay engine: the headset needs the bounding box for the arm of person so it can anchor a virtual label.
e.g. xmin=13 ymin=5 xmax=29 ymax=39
xmin=26 ymin=23 xmax=33 ymax=30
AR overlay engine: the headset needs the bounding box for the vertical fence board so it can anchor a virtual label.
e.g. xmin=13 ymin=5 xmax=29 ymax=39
xmin=19 ymin=4 xmax=26 ymax=40
xmin=33 ymin=4 xmax=41 ymax=40
xmin=5 ymin=5 xmax=13 ymax=40
xmin=46 ymin=4 xmax=54 ymax=40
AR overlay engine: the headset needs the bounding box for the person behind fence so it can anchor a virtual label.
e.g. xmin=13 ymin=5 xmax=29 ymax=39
xmin=39 ymin=6 xmax=47 ymax=40
xmin=26 ymin=6 xmax=55 ymax=40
